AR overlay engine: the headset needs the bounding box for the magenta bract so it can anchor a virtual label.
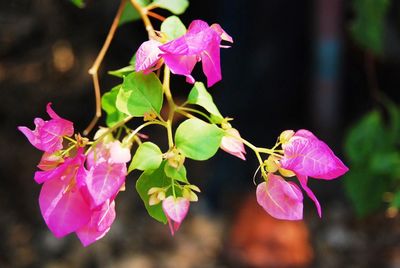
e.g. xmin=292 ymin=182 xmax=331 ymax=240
xmin=34 ymin=149 xmax=85 ymax=184
xmin=135 ymin=39 xmax=163 ymax=73
xmin=159 ymin=20 xmax=233 ymax=87
xmin=76 ymin=199 xmax=116 ymax=247
xmin=279 ymin=129 xmax=349 ymax=217
xmin=162 ymin=196 xmax=190 ymax=235
xmin=256 ymin=174 xmax=303 ymax=220
xmin=39 ymin=170 xmax=91 ymax=238
xmin=18 ymin=103 xmax=74 ymax=153
xmin=280 ymin=129 xmax=348 ymax=180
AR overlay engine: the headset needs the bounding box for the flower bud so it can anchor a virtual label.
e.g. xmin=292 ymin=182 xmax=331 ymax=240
xmin=279 ymin=130 xmax=295 ymax=144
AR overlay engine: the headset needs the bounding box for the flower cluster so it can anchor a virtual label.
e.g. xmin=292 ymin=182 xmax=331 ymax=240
xmin=20 ymin=1 xmax=350 ymax=247
xmin=256 ymin=130 xmax=349 ymax=220
xmin=136 ymin=20 xmax=232 ymax=87
xmin=18 ymin=104 xmax=130 ymax=246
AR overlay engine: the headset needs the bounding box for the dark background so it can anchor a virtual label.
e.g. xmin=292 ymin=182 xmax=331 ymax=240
xmin=1 ymin=0 xmax=400 ymax=267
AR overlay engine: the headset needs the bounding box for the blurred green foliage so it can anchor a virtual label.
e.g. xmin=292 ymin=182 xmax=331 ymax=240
xmin=351 ymin=0 xmax=390 ymax=55
xmin=344 ymin=101 xmax=400 ymax=216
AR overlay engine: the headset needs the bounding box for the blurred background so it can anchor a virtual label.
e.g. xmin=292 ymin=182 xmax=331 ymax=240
xmin=1 ymin=0 xmax=400 ymax=267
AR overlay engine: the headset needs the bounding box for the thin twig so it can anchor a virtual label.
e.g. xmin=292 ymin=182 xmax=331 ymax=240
xmin=84 ymin=0 xmax=127 ymax=136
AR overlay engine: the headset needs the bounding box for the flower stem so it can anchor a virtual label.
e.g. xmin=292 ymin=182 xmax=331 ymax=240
xmin=163 ymin=66 xmax=175 ymax=148
xmin=177 ymin=107 xmax=213 ymax=122
xmin=130 ymin=0 xmax=156 ymax=38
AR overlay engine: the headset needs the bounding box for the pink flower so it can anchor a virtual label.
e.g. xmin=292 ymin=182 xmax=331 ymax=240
xmin=135 ymin=20 xmax=232 ymax=87
xmin=18 ymin=103 xmax=74 ymax=153
xmin=76 ymin=199 xmax=116 ymax=247
xmin=162 ymin=196 xmax=190 ymax=235
xmin=279 ymin=129 xmax=349 ymax=217
xmin=220 ymin=128 xmax=246 ymax=160
xmin=38 ymin=149 xmax=91 ymax=238
xmin=256 ymin=174 xmax=303 ymax=220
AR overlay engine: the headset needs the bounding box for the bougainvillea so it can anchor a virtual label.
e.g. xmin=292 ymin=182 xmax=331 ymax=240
xmin=19 ymin=0 xmax=348 ymax=246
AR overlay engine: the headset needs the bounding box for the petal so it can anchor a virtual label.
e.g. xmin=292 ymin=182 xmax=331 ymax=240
xmin=187 ymin=20 xmax=210 ymax=34
xmin=135 ymin=40 xmax=163 ymax=72
xmin=34 ymin=149 xmax=85 ymax=184
xmin=162 ymin=196 xmax=189 ymax=235
xmin=109 ymin=141 xmax=131 ymax=164
xmin=201 ymin=37 xmax=222 ymax=87
xmin=210 ymin=23 xmax=233 ymax=43
xmin=37 ymin=152 xmax=64 ymax=171
xmin=256 ymin=174 xmax=303 ymax=220
xmin=162 ymin=54 xmax=197 ymax=83
xmin=75 ymin=199 xmax=116 ymax=247
xmin=39 ymin=179 xmax=91 ymax=238
xmin=18 ymin=126 xmax=41 ymax=149
xmin=83 ymin=162 xmax=126 ymax=207
xmin=297 ymin=174 xmax=322 ymax=217
xmin=46 ymin=102 xmax=60 ymax=119
xmin=220 ymin=128 xmax=246 ymax=160
xmin=280 ymin=129 xmax=348 ymax=180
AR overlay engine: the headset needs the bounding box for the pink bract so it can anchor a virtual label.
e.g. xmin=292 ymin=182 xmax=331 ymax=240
xmin=256 ymin=174 xmax=303 ymax=220
xmin=34 ymin=148 xmax=85 ymax=184
xmin=76 ymin=199 xmax=116 ymax=247
xmin=39 ymin=171 xmax=91 ymax=238
xmin=135 ymin=39 xmax=163 ymax=73
xmin=78 ymin=161 xmax=126 ymax=208
xmin=280 ymin=129 xmax=348 ymax=180
xmin=279 ymin=129 xmax=348 ymax=217
xmin=18 ymin=103 xmax=74 ymax=153
xmin=159 ymin=20 xmax=233 ymax=87
xmin=162 ymin=196 xmax=190 ymax=235
xmin=220 ymin=128 xmax=246 ymax=160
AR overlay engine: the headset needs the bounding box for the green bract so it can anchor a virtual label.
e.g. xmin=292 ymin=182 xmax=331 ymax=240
xmin=101 ymin=85 xmax=128 ymax=127
xmin=116 ymin=72 xmax=163 ymax=117
xmin=136 ymin=163 xmax=168 ymax=223
xmin=161 ymin=16 xmax=187 ymax=40
xmin=175 ymin=118 xmax=224 ymax=160
xmin=154 ymin=0 xmax=189 ymax=15
xmin=187 ymin=82 xmax=223 ymax=123
xmin=129 ymin=142 xmax=163 ymax=172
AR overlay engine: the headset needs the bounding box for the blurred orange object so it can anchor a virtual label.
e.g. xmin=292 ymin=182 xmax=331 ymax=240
xmin=228 ymin=195 xmax=314 ymax=268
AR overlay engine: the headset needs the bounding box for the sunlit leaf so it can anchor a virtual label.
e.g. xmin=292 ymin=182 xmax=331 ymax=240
xmin=175 ymin=118 xmax=224 ymax=160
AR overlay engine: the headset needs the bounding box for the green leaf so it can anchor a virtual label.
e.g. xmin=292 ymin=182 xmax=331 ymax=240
xmin=391 ymin=191 xmax=400 ymax=208
xmin=70 ymin=0 xmax=85 ymax=8
xmin=161 ymin=16 xmax=187 ymax=40
xmin=187 ymin=82 xmax=223 ymax=122
xmin=344 ymin=170 xmax=390 ymax=217
xmin=136 ymin=162 xmax=168 ymax=223
xmin=351 ymin=0 xmax=390 ymax=55
xmin=175 ymin=118 xmax=224 ymax=160
xmin=129 ymin=53 xmax=137 ymax=66
xmin=154 ymin=0 xmax=189 ymax=15
xmin=119 ymin=0 xmax=150 ymax=26
xmin=116 ymin=72 xmax=163 ymax=117
xmin=129 ymin=142 xmax=163 ymax=172
xmin=108 ymin=65 xmax=135 ymax=78
xmin=101 ymin=85 xmax=128 ymax=127
xmin=164 ymin=163 xmax=188 ymax=183
xmin=345 ymin=110 xmax=388 ymax=165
